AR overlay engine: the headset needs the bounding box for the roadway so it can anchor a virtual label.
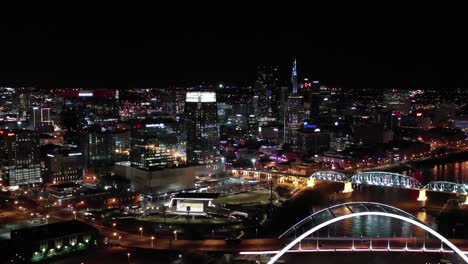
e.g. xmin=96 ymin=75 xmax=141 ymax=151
xmin=18 ymin=206 xmax=468 ymax=254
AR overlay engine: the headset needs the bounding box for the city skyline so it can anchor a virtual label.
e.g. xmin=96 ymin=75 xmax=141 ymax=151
xmin=1 ymin=20 xmax=468 ymax=264
xmin=2 ymin=22 xmax=468 ymax=89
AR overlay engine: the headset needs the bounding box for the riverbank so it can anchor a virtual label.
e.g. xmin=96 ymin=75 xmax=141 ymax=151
xmin=362 ymin=150 xmax=468 ymax=174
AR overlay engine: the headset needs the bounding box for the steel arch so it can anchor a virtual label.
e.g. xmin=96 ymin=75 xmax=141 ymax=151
xmin=310 ymin=171 xmax=349 ymax=181
xmin=350 ymin=171 xmax=422 ymax=188
xmin=423 ymin=181 xmax=467 ymax=194
xmin=271 ymin=202 xmax=468 ymax=264
xmin=279 ymin=202 xmax=419 ymax=239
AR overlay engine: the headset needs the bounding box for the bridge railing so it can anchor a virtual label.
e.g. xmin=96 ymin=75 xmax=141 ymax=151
xmin=270 ymin=202 xmax=468 ymax=264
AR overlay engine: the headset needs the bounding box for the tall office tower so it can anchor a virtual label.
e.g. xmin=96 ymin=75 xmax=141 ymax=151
xmin=285 ymin=95 xmax=305 ymax=151
xmin=320 ymin=87 xmax=346 ymax=123
xmin=79 ymin=128 xmax=125 ymax=177
xmin=174 ymin=87 xmax=187 ymax=115
xmin=291 ymin=59 xmax=299 ymax=94
xmin=17 ymin=88 xmax=30 ymax=121
xmin=254 ymin=66 xmax=280 ymax=122
xmin=301 ymin=79 xmax=321 ymax=120
xmin=61 ymin=89 xmax=119 ymax=139
xmin=30 ymin=106 xmax=40 ymax=130
xmin=130 ymin=118 xmax=183 ymax=170
xmin=279 ymin=86 xmax=289 ymax=124
xmin=284 ymin=60 xmax=305 ymax=151
xmin=0 ymin=129 xmax=41 ymax=187
xmin=35 ymin=107 xmax=55 ymax=133
xmin=185 ymin=91 xmax=219 ymax=165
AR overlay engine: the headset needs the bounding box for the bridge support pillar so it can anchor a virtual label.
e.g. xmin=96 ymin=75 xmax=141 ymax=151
xmin=417 ymin=189 xmax=427 ymax=202
xmin=307 ymin=178 xmax=315 ymax=188
xmin=343 ymin=182 xmax=353 ymax=193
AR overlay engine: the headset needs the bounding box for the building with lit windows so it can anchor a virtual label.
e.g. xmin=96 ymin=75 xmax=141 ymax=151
xmin=383 ymin=89 xmax=410 ymax=114
xmin=0 ymin=129 xmax=41 ymax=187
xmin=45 ymin=151 xmax=82 ymax=184
xmin=285 ymin=94 xmax=305 ymax=151
xmin=115 ymin=161 xmax=223 ymax=193
xmin=9 ymin=220 xmax=98 ymax=263
xmin=130 ymin=118 xmax=184 ymax=170
xmin=297 ymin=124 xmax=332 ymax=156
xmin=79 ymin=128 xmax=129 ymax=177
xmin=254 ymin=65 xmax=281 ymax=122
xmin=452 ymin=118 xmax=468 ymax=130
xmin=185 ymin=91 xmax=219 ymax=165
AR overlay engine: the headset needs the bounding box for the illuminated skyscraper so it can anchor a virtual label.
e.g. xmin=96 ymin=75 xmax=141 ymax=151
xmin=284 ymin=95 xmax=304 ymax=151
xmin=285 ymin=59 xmax=305 ymax=151
xmin=292 ymin=59 xmax=298 ymax=94
xmin=0 ymin=129 xmax=41 ymax=187
xmin=185 ymin=91 xmax=219 ymax=165
xmin=130 ymin=118 xmax=183 ymax=170
xmin=254 ymin=66 xmax=280 ymax=122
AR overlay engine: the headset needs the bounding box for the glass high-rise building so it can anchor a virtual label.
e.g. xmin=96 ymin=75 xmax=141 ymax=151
xmin=185 ymin=91 xmax=219 ymax=165
xmin=0 ymin=129 xmax=41 ymax=187
xmin=130 ymin=118 xmax=184 ymax=170
xmin=254 ymin=66 xmax=280 ymax=122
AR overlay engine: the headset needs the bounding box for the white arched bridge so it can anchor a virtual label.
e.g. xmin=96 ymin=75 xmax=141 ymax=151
xmin=267 ymin=202 xmax=468 ymax=263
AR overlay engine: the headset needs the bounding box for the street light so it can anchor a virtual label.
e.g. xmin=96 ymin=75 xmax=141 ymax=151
xmin=112 ymin=223 xmax=117 ymax=227
xmin=127 ymin=253 xmax=131 ymax=263
xmin=151 ymin=236 xmax=155 ymax=248
xmin=46 ymin=215 xmax=50 ymax=224
xmin=73 ymin=211 xmax=77 ymax=220
xmin=139 ymin=227 xmax=143 ymax=237
xmin=173 ymin=230 xmax=177 ymax=240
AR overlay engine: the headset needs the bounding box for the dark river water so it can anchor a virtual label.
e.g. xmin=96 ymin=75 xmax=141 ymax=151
xmin=302 ymin=159 xmax=468 ymax=241
xmin=421 ymin=160 xmax=468 ymax=184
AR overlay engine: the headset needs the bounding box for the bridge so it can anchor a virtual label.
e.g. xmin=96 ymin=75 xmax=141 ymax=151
xmin=266 ymin=202 xmax=468 ymax=263
xmin=83 ymin=201 xmax=468 ymax=263
xmin=229 ymin=169 xmax=468 ymax=195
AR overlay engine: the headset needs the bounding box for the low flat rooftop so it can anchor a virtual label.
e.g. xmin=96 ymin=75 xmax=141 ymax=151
xmin=173 ymin=192 xmax=220 ymax=199
xmin=11 ymin=220 xmax=96 ymax=241
xmin=48 ymin=182 xmax=80 ymax=189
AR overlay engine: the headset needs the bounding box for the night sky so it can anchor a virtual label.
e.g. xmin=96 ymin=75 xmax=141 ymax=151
xmin=1 ymin=20 xmax=468 ymax=89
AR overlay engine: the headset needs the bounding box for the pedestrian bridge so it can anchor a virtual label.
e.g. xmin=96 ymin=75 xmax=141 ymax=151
xmin=312 ymin=171 xmax=468 ymax=194
xmin=310 ymin=171 xmax=348 ymax=181
xmin=230 ymin=169 xmax=468 ymax=194
xmin=268 ymin=202 xmax=468 ymax=263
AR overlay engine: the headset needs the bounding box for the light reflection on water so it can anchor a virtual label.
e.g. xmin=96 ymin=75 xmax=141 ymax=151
xmin=385 ymin=160 xmax=468 ymax=184
xmin=429 ymin=160 xmax=468 ymax=184
xmin=311 ymin=186 xmax=452 ymax=239
xmin=299 ymin=160 xmax=468 ymax=240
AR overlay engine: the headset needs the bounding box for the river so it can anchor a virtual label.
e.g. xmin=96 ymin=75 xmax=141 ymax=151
xmin=279 ymin=158 xmax=468 ymax=241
